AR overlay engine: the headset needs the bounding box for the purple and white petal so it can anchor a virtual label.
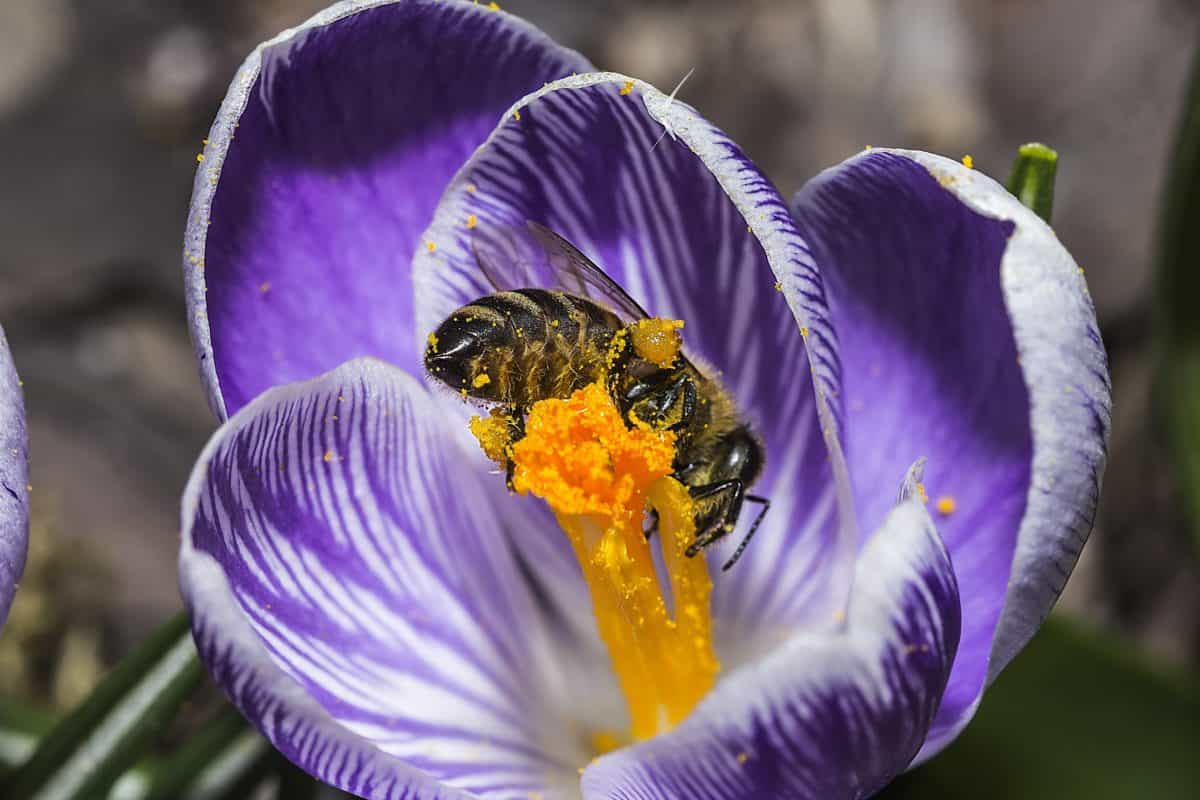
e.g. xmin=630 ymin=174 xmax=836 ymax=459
xmin=791 ymin=149 xmax=1110 ymax=759
xmin=0 ymin=324 xmax=27 ymax=630
xmin=180 ymin=357 xmax=614 ymax=799
xmin=412 ymin=72 xmax=857 ymax=656
xmin=187 ymin=0 xmax=591 ymax=419
xmin=582 ymin=495 xmax=960 ymax=800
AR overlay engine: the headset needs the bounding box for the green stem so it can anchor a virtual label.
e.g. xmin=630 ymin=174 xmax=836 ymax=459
xmin=0 ymin=699 xmax=55 ymax=774
xmin=1 ymin=612 xmax=204 ymax=800
xmin=1006 ymin=142 xmax=1058 ymax=222
xmin=130 ymin=707 xmax=269 ymax=800
xmin=1156 ymin=47 xmax=1200 ymax=556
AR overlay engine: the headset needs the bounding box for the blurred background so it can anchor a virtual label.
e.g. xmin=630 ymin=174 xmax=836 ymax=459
xmin=0 ymin=0 xmax=1197 ymax=797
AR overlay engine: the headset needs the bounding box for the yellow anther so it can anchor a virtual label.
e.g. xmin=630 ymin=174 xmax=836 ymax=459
xmin=426 ymin=332 xmax=439 ymax=353
xmin=630 ymin=318 xmax=684 ymax=369
xmin=935 ymin=495 xmax=957 ymax=516
xmin=196 ymin=153 xmax=205 ymax=163
xmin=619 ymin=80 xmax=634 ymax=96
xmin=426 ymin=241 xmax=437 ymax=253
xmin=800 ymin=326 xmax=809 ymax=338
xmin=466 ymin=182 xmax=478 ymax=193
xmin=773 ymin=281 xmax=782 ymax=292
xmin=488 ymin=1 xmax=500 ymax=9
xmin=513 ymin=109 xmax=521 ymax=121
xmin=915 ymin=482 xmax=929 ymax=504
xmin=473 ymin=373 xmax=492 ymax=389
xmin=466 ymin=214 xmax=478 ymax=229
xmin=961 ymin=154 xmax=974 ymax=169
xmin=323 ymin=450 xmax=334 ymax=463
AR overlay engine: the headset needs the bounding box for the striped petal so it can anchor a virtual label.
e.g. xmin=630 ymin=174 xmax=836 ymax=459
xmin=412 ymin=72 xmax=856 ymax=657
xmin=187 ymin=0 xmax=590 ymax=419
xmin=180 ymin=357 xmax=614 ymax=799
xmin=790 ymin=150 xmax=1110 ymax=759
xmin=582 ymin=493 xmax=961 ymax=800
xmin=0 ymin=324 xmax=27 ymax=630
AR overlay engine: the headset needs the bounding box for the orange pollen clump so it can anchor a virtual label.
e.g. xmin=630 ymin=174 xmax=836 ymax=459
xmin=511 ymin=383 xmax=675 ymax=519
xmin=493 ymin=379 xmax=719 ymax=741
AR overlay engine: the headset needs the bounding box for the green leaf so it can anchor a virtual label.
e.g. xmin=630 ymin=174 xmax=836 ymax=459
xmin=0 ymin=699 xmax=54 ymax=776
xmin=1006 ymin=142 xmax=1058 ymax=222
xmin=880 ymin=617 xmax=1200 ymax=799
xmin=1156 ymin=47 xmax=1200 ymax=555
xmin=1 ymin=612 xmax=204 ymax=800
xmin=124 ymin=707 xmax=270 ymax=800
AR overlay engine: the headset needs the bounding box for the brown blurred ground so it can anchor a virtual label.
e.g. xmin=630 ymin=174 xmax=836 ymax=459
xmin=0 ymin=0 xmax=1196 ymax=704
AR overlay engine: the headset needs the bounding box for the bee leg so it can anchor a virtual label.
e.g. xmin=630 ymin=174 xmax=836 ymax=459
xmin=624 ymin=372 xmax=697 ymax=430
xmin=667 ymin=378 xmax=697 ymax=432
xmin=606 ymin=336 xmax=637 ymax=407
xmin=618 ymin=367 xmax=674 ymax=423
xmin=684 ymin=479 xmax=744 ymax=557
xmin=503 ymin=408 xmax=526 ymax=492
xmin=643 ymin=507 xmax=660 ymax=540
xmin=721 ymin=494 xmax=770 ymax=571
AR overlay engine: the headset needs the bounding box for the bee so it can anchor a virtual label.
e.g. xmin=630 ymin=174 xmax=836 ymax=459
xmin=424 ymin=221 xmax=769 ymax=570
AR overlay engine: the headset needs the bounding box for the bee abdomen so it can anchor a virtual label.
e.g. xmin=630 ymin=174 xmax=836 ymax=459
xmin=424 ymin=289 xmax=622 ymax=406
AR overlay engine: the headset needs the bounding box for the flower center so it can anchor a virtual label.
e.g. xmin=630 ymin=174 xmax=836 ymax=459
xmin=468 ymin=320 xmax=719 ymax=741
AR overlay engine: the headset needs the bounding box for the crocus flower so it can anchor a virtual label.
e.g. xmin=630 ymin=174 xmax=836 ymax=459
xmin=0 ymin=323 xmax=28 ymax=632
xmin=178 ymin=2 xmax=1111 ymax=798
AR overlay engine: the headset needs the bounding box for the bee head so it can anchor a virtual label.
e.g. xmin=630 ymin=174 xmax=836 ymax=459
xmin=424 ymin=312 xmax=498 ymax=399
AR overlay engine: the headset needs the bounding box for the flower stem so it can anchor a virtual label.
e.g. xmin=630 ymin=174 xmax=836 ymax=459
xmin=1156 ymin=46 xmax=1200 ymax=557
xmin=0 ymin=612 xmax=203 ymax=800
xmin=1006 ymin=142 xmax=1058 ymax=222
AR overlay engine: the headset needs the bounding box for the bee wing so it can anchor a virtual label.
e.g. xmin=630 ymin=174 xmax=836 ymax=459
xmin=525 ymin=222 xmax=651 ymax=322
xmin=468 ymin=221 xmax=650 ymax=322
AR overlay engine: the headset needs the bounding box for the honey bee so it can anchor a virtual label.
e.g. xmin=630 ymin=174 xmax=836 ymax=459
xmin=424 ymin=222 xmax=769 ymax=570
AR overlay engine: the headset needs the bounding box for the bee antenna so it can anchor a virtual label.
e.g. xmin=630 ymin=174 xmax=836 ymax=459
xmin=650 ymin=67 xmax=696 ymax=153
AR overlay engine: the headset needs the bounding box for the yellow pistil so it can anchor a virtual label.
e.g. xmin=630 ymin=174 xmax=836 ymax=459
xmin=497 ymin=380 xmax=719 ymax=740
xmin=630 ymin=318 xmax=684 ymax=369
